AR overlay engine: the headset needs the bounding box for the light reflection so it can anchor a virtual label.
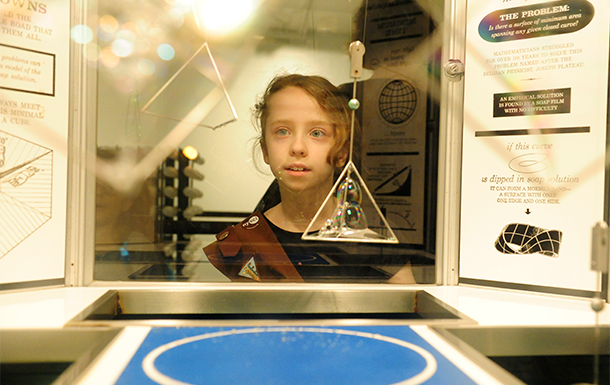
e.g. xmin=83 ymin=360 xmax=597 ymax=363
xmin=148 ymin=27 xmax=165 ymax=40
xmin=111 ymin=38 xmax=134 ymax=57
xmin=122 ymin=21 xmax=139 ymax=35
xmin=85 ymin=43 xmax=102 ymax=62
xmin=99 ymin=14 xmax=119 ymax=33
xmin=135 ymin=38 xmax=151 ymax=55
xmin=176 ymin=0 xmax=196 ymax=6
xmin=71 ymin=24 xmax=93 ymax=44
xmin=100 ymin=46 xmax=120 ymax=68
xmin=138 ymin=59 xmax=156 ymax=76
xmin=163 ymin=7 xmax=186 ymax=28
xmin=136 ymin=19 xmax=150 ymax=35
xmin=116 ymin=29 xmax=136 ymax=42
xmin=97 ymin=28 xmax=115 ymax=42
xmin=192 ymin=0 xmax=258 ymax=34
xmin=157 ymin=43 xmax=175 ymax=60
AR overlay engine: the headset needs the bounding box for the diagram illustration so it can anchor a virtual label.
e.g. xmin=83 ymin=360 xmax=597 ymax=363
xmin=0 ymin=130 xmax=53 ymax=259
xmin=374 ymin=165 xmax=412 ymax=197
xmin=378 ymin=79 xmax=418 ymax=125
xmin=494 ymin=223 xmax=563 ymax=258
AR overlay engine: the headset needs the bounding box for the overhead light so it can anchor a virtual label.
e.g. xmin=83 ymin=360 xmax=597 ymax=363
xmin=192 ymin=0 xmax=258 ymax=35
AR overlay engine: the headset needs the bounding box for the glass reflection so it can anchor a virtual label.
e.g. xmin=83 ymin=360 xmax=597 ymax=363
xmin=92 ymin=0 xmax=442 ymax=284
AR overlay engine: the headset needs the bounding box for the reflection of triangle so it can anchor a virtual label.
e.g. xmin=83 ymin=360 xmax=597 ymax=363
xmin=140 ymin=42 xmax=237 ymax=130
xmin=238 ymin=256 xmax=260 ymax=281
xmin=302 ymin=161 xmax=398 ymax=244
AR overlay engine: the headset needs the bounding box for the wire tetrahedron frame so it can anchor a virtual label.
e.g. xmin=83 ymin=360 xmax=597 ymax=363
xmin=140 ymin=42 xmax=237 ymax=130
xmin=302 ymin=160 xmax=398 ymax=243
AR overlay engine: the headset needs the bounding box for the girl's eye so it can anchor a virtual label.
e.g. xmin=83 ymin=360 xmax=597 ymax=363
xmin=310 ymin=129 xmax=325 ymax=138
xmin=276 ymin=128 xmax=290 ymax=136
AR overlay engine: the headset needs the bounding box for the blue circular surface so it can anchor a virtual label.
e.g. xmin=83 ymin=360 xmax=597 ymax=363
xmin=142 ymin=327 xmax=437 ymax=385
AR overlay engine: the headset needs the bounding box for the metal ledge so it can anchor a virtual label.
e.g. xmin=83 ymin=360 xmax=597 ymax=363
xmin=434 ymin=325 xmax=610 ymax=385
xmin=0 ymin=328 xmax=121 ymax=385
xmin=68 ymin=289 xmax=474 ymax=327
xmin=437 ymin=325 xmax=610 ymax=357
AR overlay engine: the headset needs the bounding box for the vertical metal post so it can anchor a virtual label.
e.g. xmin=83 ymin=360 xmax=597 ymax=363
xmin=436 ymin=0 xmax=467 ymax=285
xmin=65 ymin=0 xmax=98 ymax=287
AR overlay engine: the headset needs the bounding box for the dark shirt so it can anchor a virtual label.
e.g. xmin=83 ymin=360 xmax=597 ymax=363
xmin=264 ymin=216 xmax=330 ymax=266
xmin=263 ymin=215 xmax=396 ymax=281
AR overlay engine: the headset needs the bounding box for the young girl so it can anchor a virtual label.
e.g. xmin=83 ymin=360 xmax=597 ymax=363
xmin=257 ymin=74 xmax=351 ymax=232
xmin=203 ymin=74 xmax=352 ymax=282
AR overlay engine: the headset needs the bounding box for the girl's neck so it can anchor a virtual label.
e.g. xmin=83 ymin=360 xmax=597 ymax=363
xmin=266 ymin=186 xmax=335 ymax=232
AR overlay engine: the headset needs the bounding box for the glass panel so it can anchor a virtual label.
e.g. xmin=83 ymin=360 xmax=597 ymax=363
xmin=91 ymin=0 xmax=444 ymax=284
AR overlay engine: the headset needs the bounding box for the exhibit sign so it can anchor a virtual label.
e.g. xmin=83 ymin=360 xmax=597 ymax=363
xmin=360 ymin=1 xmax=432 ymax=245
xmin=0 ymin=1 xmax=70 ymax=286
xmin=459 ymin=0 xmax=610 ymax=293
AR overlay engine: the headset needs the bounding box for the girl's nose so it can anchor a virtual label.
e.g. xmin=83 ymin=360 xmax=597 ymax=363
xmin=289 ymin=135 xmax=308 ymax=157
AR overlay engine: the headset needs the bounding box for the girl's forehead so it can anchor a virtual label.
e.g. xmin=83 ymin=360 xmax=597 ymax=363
xmin=269 ymin=87 xmax=320 ymax=108
xmin=267 ymin=87 xmax=331 ymax=120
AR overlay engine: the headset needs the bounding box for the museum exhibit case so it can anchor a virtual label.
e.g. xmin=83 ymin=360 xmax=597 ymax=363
xmin=0 ymin=0 xmax=609 ymax=384
xmin=84 ymin=0 xmax=444 ymax=285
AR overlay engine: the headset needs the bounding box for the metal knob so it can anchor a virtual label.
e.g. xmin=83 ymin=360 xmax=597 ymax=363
xmin=444 ymin=59 xmax=464 ymax=81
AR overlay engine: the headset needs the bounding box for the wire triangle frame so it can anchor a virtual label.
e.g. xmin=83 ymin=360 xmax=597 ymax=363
xmin=302 ymin=34 xmax=397 ymax=243
xmin=302 ymin=160 xmax=399 ymax=244
xmin=140 ymin=42 xmax=238 ymax=130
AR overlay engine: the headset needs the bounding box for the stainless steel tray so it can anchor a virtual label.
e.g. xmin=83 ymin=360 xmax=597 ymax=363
xmin=435 ymin=325 xmax=610 ymax=385
xmin=68 ymin=288 xmax=473 ymax=327
xmin=0 ymin=328 xmax=121 ymax=385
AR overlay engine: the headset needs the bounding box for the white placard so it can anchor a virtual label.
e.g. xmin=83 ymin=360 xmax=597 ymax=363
xmin=460 ymin=0 xmax=610 ymax=292
xmin=0 ymin=44 xmax=55 ymax=95
xmin=0 ymin=1 xmax=70 ymax=285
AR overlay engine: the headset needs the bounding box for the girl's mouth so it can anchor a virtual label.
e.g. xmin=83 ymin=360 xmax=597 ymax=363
xmin=284 ymin=165 xmax=310 ymax=175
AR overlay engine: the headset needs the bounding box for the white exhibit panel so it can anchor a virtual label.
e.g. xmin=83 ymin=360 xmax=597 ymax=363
xmin=459 ymin=0 xmax=610 ymax=293
xmin=0 ymin=1 xmax=70 ymax=286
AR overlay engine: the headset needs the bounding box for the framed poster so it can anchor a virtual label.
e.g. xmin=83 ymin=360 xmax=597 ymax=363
xmin=459 ymin=0 xmax=610 ymax=294
xmin=0 ymin=0 xmax=70 ymax=287
xmin=359 ymin=0 xmax=433 ymax=246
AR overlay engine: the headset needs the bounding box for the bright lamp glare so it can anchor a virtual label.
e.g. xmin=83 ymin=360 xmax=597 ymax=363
xmin=193 ymin=0 xmax=256 ymax=33
xmin=182 ymin=146 xmax=199 ymax=160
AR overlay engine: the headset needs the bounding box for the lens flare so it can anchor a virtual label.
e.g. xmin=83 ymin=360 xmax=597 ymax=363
xmin=122 ymin=21 xmax=139 ymax=35
xmin=116 ymin=29 xmax=136 ymax=42
xmin=157 ymin=43 xmax=175 ymax=60
xmin=193 ymin=0 xmax=258 ymax=34
xmin=100 ymin=46 xmax=120 ymax=68
xmin=84 ymin=43 xmax=101 ymax=62
xmin=111 ymin=38 xmax=133 ymax=57
xmin=71 ymin=25 xmax=93 ymax=44
xmin=97 ymin=28 xmax=115 ymax=42
xmin=138 ymin=59 xmax=156 ymax=76
xmin=99 ymin=15 xmax=119 ymax=33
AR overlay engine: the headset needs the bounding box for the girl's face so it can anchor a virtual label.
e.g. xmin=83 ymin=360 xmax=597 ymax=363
xmin=262 ymin=86 xmax=345 ymax=196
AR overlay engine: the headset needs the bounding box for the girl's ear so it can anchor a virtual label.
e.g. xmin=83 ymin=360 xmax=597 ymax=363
xmin=261 ymin=139 xmax=270 ymax=164
xmin=335 ymin=147 xmax=348 ymax=167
